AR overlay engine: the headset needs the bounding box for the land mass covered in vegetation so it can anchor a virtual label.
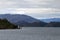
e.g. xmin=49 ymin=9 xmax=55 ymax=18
xmin=0 ymin=19 xmax=19 ymax=29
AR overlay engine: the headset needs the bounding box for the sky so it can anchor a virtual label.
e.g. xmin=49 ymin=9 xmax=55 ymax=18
xmin=0 ymin=0 xmax=60 ymax=19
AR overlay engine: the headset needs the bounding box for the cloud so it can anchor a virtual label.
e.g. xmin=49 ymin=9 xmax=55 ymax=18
xmin=12 ymin=8 xmax=60 ymax=19
xmin=0 ymin=0 xmax=59 ymax=8
xmin=0 ymin=0 xmax=59 ymax=19
xmin=15 ymin=8 xmax=60 ymax=14
xmin=0 ymin=8 xmax=60 ymax=18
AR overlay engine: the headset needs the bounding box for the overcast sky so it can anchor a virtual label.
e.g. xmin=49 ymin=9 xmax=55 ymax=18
xmin=0 ymin=0 xmax=60 ymax=19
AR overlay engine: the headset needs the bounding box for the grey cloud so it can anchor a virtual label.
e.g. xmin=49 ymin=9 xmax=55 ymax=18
xmin=0 ymin=0 xmax=59 ymax=19
xmin=0 ymin=0 xmax=59 ymax=8
xmin=13 ymin=0 xmax=60 ymax=8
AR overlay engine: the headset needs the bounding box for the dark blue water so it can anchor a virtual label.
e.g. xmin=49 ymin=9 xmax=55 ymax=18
xmin=0 ymin=27 xmax=60 ymax=40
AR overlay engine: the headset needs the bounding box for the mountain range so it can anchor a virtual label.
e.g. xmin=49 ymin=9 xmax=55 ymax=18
xmin=0 ymin=14 xmax=39 ymax=23
xmin=40 ymin=18 xmax=60 ymax=23
xmin=0 ymin=14 xmax=60 ymax=27
xmin=0 ymin=14 xmax=47 ymax=27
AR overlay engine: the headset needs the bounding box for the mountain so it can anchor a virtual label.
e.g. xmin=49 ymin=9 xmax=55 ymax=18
xmin=0 ymin=14 xmax=60 ymax=27
xmin=40 ymin=18 xmax=60 ymax=23
xmin=45 ymin=22 xmax=60 ymax=27
xmin=40 ymin=18 xmax=60 ymax=27
xmin=0 ymin=19 xmax=18 ymax=29
xmin=0 ymin=14 xmax=47 ymax=27
xmin=16 ymin=20 xmax=47 ymax=27
xmin=0 ymin=14 xmax=39 ymax=23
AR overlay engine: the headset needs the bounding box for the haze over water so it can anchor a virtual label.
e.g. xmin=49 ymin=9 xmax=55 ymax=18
xmin=0 ymin=27 xmax=60 ymax=40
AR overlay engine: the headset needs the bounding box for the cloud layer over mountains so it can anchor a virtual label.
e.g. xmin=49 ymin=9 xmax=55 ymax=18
xmin=0 ymin=0 xmax=60 ymax=19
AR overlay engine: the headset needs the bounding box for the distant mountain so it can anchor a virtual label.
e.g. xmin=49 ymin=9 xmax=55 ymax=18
xmin=0 ymin=14 xmax=39 ymax=23
xmin=45 ymin=22 xmax=60 ymax=27
xmin=40 ymin=18 xmax=60 ymax=27
xmin=0 ymin=14 xmax=47 ymax=27
xmin=16 ymin=20 xmax=47 ymax=27
xmin=0 ymin=14 xmax=60 ymax=27
xmin=40 ymin=18 xmax=60 ymax=23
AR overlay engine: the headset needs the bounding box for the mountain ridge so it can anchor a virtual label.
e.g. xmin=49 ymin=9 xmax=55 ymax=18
xmin=0 ymin=14 xmax=47 ymax=27
xmin=0 ymin=14 xmax=60 ymax=27
xmin=40 ymin=18 xmax=60 ymax=23
xmin=0 ymin=14 xmax=40 ymax=23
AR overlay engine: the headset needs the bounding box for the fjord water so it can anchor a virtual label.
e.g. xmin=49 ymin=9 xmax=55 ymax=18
xmin=0 ymin=27 xmax=60 ymax=40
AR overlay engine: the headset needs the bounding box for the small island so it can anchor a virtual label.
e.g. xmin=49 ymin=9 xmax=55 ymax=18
xmin=0 ymin=19 xmax=20 ymax=29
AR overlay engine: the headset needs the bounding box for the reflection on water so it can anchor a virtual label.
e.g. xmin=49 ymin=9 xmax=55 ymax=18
xmin=0 ymin=27 xmax=60 ymax=40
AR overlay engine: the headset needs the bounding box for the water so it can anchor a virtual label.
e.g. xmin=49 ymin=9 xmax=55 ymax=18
xmin=0 ymin=27 xmax=60 ymax=40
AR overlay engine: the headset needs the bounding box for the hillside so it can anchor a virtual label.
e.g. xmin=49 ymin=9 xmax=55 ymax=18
xmin=0 ymin=19 xmax=18 ymax=29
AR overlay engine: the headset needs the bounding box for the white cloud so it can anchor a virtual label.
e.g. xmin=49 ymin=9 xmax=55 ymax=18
xmin=14 ymin=8 xmax=60 ymax=13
